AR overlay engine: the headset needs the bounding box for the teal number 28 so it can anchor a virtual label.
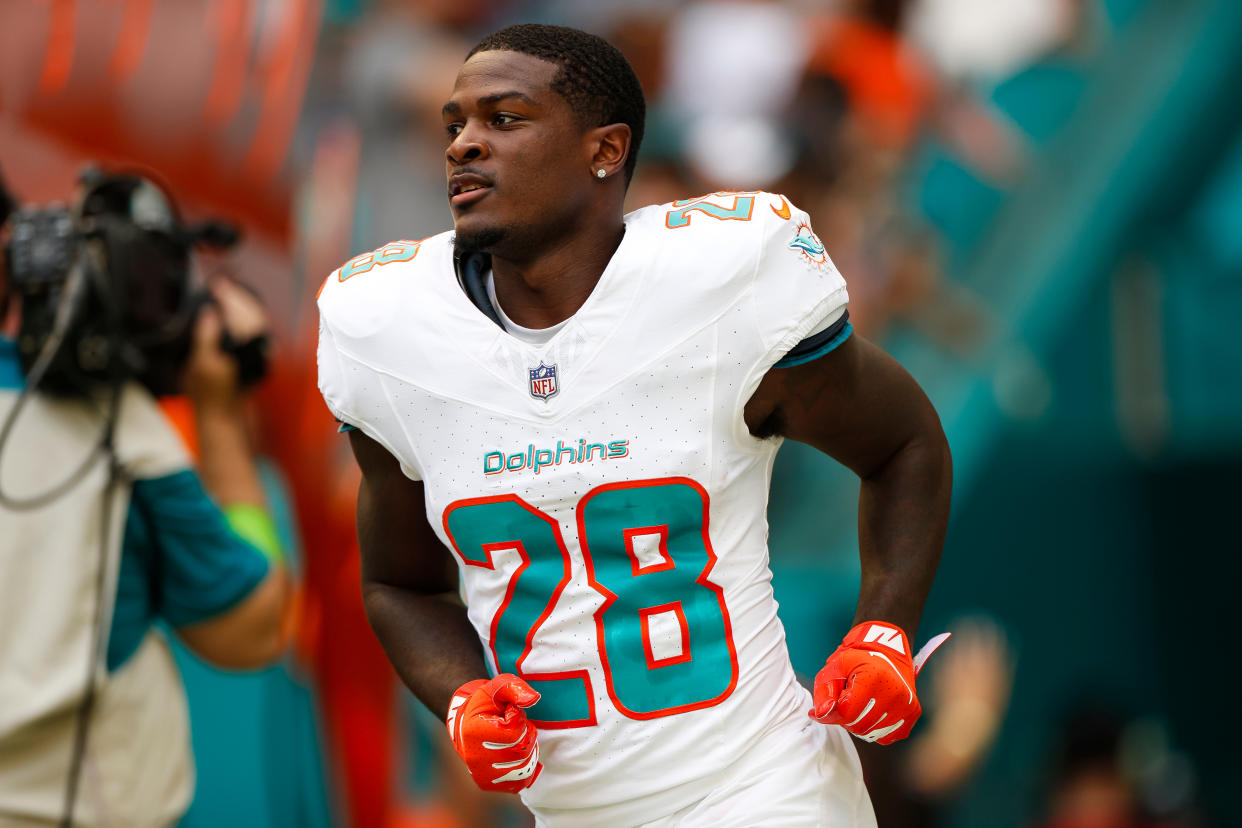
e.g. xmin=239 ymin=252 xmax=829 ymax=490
xmin=442 ymin=477 xmax=738 ymax=728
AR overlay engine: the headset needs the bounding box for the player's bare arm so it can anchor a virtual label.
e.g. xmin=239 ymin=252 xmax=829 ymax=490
xmin=745 ymin=334 xmax=951 ymax=637
xmin=747 ymin=333 xmax=952 ymax=745
xmin=349 ymin=429 xmax=488 ymax=718
xmin=350 ymin=431 xmax=546 ymax=791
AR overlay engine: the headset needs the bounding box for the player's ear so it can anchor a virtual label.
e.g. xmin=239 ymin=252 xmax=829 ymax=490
xmin=585 ymin=123 xmax=631 ymax=180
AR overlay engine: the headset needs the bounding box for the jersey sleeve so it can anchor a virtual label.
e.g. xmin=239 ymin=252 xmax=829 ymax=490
xmin=749 ymin=193 xmax=851 ymax=368
xmin=317 ymin=265 xmax=424 ymax=481
xmin=317 ymin=311 xmax=358 ymax=430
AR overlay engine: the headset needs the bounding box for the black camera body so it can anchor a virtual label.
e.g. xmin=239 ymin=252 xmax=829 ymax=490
xmin=3 ymin=169 xmax=251 ymax=397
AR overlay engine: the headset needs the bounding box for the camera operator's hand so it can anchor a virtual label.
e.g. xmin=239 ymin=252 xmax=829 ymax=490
xmin=182 ymin=279 xmax=268 ymax=405
xmin=182 ymin=304 xmax=236 ymax=403
xmin=211 ymin=276 xmax=267 ymax=344
xmin=181 ymin=278 xmax=269 ymax=508
xmin=172 ymin=275 xmax=291 ymax=670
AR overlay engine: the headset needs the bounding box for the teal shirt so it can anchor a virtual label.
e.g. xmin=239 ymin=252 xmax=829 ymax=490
xmin=0 ymin=339 xmax=269 ymax=671
xmin=110 ymin=469 xmax=270 ymax=669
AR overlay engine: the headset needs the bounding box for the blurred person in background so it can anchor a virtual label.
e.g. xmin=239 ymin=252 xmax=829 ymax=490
xmin=788 ymin=0 xmax=937 ymax=336
xmin=1033 ymin=704 xmax=1198 ymax=828
xmin=663 ymin=0 xmax=809 ymax=190
xmin=784 ymin=0 xmax=1008 ymax=348
xmin=318 ymin=22 xmax=952 ymax=827
xmin=0 ymin=170 xmax=291 ymax=827
xmin=856 ymin=616 xmax=1014 ymax=827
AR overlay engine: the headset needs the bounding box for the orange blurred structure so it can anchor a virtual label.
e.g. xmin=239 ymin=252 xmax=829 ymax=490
xmin=0 ymin=0 xmax=317 ymax=237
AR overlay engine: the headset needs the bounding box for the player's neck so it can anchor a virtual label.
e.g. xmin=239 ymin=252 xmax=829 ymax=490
xmin=490 ymin=220 xmax=625 ymax=330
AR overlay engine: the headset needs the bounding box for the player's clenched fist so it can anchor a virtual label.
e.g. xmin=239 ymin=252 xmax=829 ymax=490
xmin=446 ymin=674 xmax=543 ymax=793
xmin=810 ymin=622 xmax=926 ymax=745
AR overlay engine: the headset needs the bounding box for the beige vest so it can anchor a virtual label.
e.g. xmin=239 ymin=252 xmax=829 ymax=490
xmin=0 ymin=382 xmax=193 ymax=826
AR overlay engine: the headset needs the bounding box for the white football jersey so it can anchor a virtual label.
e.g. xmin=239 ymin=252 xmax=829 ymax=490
xmin=318 ymin=191 xmax=851 ymax=822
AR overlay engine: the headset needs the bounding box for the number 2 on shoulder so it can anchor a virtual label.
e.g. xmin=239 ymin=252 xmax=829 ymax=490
xmin=665 ymin=192 xmax=758 ymax=229
xmin=442 ymin=478 xmax=739 ymax=728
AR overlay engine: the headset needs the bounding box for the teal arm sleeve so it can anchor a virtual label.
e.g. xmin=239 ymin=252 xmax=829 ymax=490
xmin=130 ymin=469 xmax=270 ymax=628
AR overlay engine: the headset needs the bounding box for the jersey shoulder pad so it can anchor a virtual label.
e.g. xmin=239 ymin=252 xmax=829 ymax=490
xmin=630 ymin=191 xmax=839 ymax=287
xmin=316 ymin=231 xmax=452 ymax=337
xmin=747 ymin=192 xmax=849 ymax=352
xmin=637 ymin=191 xmax=848 ymax=352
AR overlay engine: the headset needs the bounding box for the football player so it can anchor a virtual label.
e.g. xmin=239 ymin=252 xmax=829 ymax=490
xmin=318 ymin=24 xmax=951 ymax=827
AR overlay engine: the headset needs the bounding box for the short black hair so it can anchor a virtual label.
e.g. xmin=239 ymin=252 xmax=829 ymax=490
xmin=467 ymin=24 xmax=646 ymax=183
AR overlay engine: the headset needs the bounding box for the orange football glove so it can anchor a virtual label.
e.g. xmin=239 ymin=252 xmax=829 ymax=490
xmin=810 ymin=621 xmax=949 ymax=745
xmin=446 ymin=674 xmax=543 ymax=793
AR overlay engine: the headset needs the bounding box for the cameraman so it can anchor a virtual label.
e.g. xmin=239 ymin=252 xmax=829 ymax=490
xmin=0 ymin=177 xmax=290 ymax=827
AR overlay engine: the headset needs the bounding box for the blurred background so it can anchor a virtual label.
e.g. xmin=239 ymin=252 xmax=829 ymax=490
xmin=1 ymin=0 xmax=1239 ymax=826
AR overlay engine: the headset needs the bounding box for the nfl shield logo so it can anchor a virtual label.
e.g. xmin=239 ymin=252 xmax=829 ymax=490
xmin=529 ymin=362 xmax=559 ymax=401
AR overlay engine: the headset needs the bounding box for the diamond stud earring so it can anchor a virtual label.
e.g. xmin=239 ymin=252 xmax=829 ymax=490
xmin=596 ymin=169 xmax=606 ymax=179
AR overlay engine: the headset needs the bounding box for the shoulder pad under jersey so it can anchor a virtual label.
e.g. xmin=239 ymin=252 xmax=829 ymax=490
xmin=627 ymin=192 xmax=848 ymax=351
xmin=316 ymin=231 xmax=453 ymax=340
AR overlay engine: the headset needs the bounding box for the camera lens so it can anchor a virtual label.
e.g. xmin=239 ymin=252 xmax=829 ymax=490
xmin=31 ymin=238 xmax=60 ymax=270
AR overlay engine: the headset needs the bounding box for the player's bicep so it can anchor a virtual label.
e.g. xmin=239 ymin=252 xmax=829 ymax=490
xmin=749 ymin=334 xmax=944 ymax=479
xmin=349 ymin=430 xmax=457 ymax=595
